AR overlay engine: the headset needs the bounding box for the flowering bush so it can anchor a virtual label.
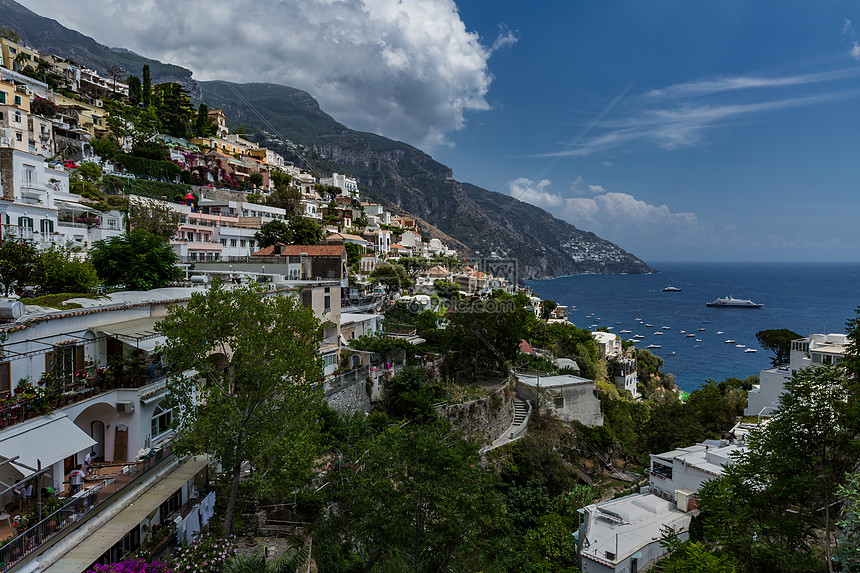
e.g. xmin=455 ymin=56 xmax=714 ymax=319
xmin=74 ymin=214 xmax=102 ymax=229
xmin=171 ymin=532 xmax=237 ymax=573
xmin=86 ymin=558 xmax=174 ymax=573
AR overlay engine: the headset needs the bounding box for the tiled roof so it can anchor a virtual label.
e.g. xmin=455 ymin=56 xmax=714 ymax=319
xmin=252 ymin=244 xmax=345 ymax=257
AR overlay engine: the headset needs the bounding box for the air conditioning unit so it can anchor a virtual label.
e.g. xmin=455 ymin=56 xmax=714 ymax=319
xmin=116 ymin=401 xmax=134 ymax=413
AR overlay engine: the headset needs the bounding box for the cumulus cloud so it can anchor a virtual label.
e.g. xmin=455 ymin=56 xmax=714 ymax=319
xmin=507 ymin=177 xmax=711 ymax=252
xmin=18 ymin=0 xmax=505 ymax=150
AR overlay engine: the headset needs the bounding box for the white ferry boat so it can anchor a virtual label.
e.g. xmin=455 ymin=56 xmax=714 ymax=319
xmin=706 ymin=296 xmax=763 ymax=308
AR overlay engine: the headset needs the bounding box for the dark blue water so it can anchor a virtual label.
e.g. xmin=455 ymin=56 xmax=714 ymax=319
xmin=527 ymin=262 xmax=860 ymax=391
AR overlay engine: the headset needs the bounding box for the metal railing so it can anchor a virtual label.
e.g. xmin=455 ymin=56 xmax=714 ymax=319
xmin=0 ymin=447 xmax=172 ymax=571
xmin=324 ymin=365 xmax=371 ymax=394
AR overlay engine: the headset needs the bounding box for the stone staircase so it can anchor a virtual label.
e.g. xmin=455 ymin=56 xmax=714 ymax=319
xmin=482 ymin=397 xmax=531 ymax=453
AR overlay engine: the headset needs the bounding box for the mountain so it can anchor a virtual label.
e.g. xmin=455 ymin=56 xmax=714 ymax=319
xmin=0 ymin=1 xmax=653 ymax=279
xmin=200 ymin=81 xmax=653 ymax=279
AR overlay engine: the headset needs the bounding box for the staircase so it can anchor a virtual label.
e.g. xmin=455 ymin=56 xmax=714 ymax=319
xmin=482 ymin=397 xmax=531 ymax=453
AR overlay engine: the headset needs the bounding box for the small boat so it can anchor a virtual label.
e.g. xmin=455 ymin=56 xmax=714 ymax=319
xmin=628 ymin=339 xmax=638 ymax=343
xmin=745 ymin=348 xmax=757 ymax=353
xmin=662 ymin=326 xmax=671 ymax=330
xmin=635 ymin=317 xmax=641 ymax=321
xmin=667 ymin=351 xmax=676 ymax=356
xmin=725 ymin=339 xmax=736 ymax=344
xmin=736 ymin=344 xmax=746 ymax=348
xmin=706 ymin=296 xmax=763 ymax=308
xmin=645 ymin=324 xmax=653 ymax=328
xmin=634 ymin=334 xmax=645 ymax=338
xmin=695 ymin=339 xmax=702 ymax=342
xmin=647 ymin=344 xmax=661 ymax=349
xmin=716 ymin=331 xmax=724 ymax=335
xmin=654 ymin=332 xmax=664 ymax=335
xmin=686 ymin=333 xmax=695 ymax=337
xmin=661 ymin=286 xmax=682 ymax=292
xmin=680 ymin=330 xmax=686 ymax=334
xmin=694 ymin=345 xmax=701 ymax=348
xmin=697 ymin=328 xmax=706 ymax=331
xmin=615 ymin=322 xmax=622 ymax=325
xmin=620 ymin=329 xmax=631 ymax=334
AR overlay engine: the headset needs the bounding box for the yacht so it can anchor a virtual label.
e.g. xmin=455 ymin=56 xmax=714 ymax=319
xmin=706 ymin=296 xmax=763 ymax=308
xmin=661 ymin=286 xmax=682 ymax=292
xmin=686 ymin=333 xmax=695 ymax=337
xmin=745 ymin=348 xmax=757 ymax=353
xmin=725 ymin=339 xmax=736 ymax=344
xmin=716 ymin=331 xmax=724 ymax=335
xmin=662 ymin=326 xmax=671 ymax=330
xmin=645 ymin=324 xmax=653 ymax=328
xmin=697 ymin=328 xmax=706 ymax=331
xmin=654 ymin=332 xmax=664 ymax=335
xmin=680 ymin=330 xmax=686 ymax=334
xmin=619 ymin=329 xmax=631 ymax=334
xmin=736 ymin=344 xmax=746 ymax=348
xmin=647 ymin=344 xmax=661 ymax=349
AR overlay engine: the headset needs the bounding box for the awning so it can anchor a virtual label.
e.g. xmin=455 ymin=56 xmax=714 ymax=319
xmin=97 ymin=316 xmax=164 ymax=350
xmin=0 ymin=415 xmax=96 ymax=476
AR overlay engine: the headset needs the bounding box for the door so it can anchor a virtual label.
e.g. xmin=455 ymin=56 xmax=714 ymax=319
xmin=91 ymin=421 xmax=105 ymax=460
xmin=113 ymin=425 xmax=128 ymax=462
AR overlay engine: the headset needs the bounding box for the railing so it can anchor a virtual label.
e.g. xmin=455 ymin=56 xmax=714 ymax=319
xmin=0 ymin=372 xmax=167 ymax=433
xmin=0 ymin=447 xmax=173 ymax=572
xmin=324 ymin=365 xmax=371 ymax=394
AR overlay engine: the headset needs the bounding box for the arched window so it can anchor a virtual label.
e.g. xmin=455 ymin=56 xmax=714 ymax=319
xmin=150 ymin=401 xmax=173 ymax=439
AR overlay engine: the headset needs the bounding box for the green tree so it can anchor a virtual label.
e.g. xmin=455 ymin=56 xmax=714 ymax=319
xmin=384 ymin=365 xmax=436 ymax=421
xmin=254 ymin=220 xmax=292 ymax=249
xmin=267 ymin=185 xmax=301 ymax=216
xmin=127 ymin=198 xmax=181 ymax=240
xmin=0 ymin=27 xmax=19 ymax=42
xmin=0 ymin=238 xmax=39 ymax=296
xmin=142 ymin=65 xmax=151 ymax=108
xmin=319 ymin=424 xmax=504 ymax=572
xmin=433 ymin=279 xmax=460 ymax=299
xmin=194 ymin=103 xmax=212 ymax=136
xmin=270 ymin=170 xmax=292 ymax=187
xmin=697 ymin=364 xmax=859 ymax=572
xmin=76 ymin=161 xmax=102 ymax=183
xmin=152 ymin=82 xmax=194 ymax=138
xmin=249 ymin=171 xmax=264 ymax=189
xmin=91 ymin=138 xmax=120 ymax=161
xmin=89 ymin=229 xmax=182 ymax=290
xmin=36 ymin=248 xmax=99 ymax=294
xmin=288 ymin=216 xmax=323 ymax=245
xmin=157 ymin=283 xmax=324 ymax=532
xmin=837 ymin=472 xmax=860 ymax=572
xmin=755 ymin=328 xmax=801 ymax=366
xmin=126 ymin=74 xmax=142 ymax=106
xmin=344 ymin=241 xmax=361 ymax=269
xmin=225 ymin=546 xmax=310 ymax=573
xmin=370 ymin=263 xmax=412 ymax=291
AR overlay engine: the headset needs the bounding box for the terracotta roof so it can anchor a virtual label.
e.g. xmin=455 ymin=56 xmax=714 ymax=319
xmin=252 ymin=244 xmax=345 ymax=257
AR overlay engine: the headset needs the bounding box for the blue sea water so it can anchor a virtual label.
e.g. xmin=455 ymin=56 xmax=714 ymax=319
xmin=527 ymin=262 xmax=860 ymax=392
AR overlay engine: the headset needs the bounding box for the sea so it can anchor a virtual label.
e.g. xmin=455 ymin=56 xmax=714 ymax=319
xmin=526 ymin=262 xmax=860 ymax=392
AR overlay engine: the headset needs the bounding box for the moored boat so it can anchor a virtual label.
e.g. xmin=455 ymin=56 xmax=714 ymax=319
xmin=706 ymin=296 xmax=763 ymax=308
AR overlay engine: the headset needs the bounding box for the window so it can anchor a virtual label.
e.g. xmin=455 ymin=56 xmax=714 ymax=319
xmin=220 ymin=238 xmax=226 ymax=246
xmin=0 ymin=362 xmax=10 ymax=396
xmin=40 ymin=219 xmax=53 ymax=234
xmin=0 ymin=92 xmax=5 ymax=104
xmin=13 ymin=112 xmax=20 ymax=123
xmin=17 ymin=216 xmax=33 ymax=229
xmin=23 ymin=166 xmax=34 ymax=187
xmin=554 ymin=396 xmax=564 ymax=409
xmin=151 ymin=401 xmax=173 ymax=439
xmin=13 ymin=95 xmax=21 ymax=106
xmin=323 ymin=353 xmax=337 ymax=368
xmin=324 ymin=294 xmax=331 ymax=311
xmin=15 ymin=132 xmax=22 ymax=142
xmin=240 ymin=239 xmax=246 ymax=248
xmin=230 ymin=239 xmax=237 ymax=247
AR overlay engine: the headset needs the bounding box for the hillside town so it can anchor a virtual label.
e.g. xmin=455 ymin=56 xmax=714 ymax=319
xmin=0 ymin=27 xmax=857 ymax=573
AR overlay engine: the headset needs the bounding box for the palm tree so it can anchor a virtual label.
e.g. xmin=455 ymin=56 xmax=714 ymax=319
xmin=225 ymin=545 xmax=311 ymax=573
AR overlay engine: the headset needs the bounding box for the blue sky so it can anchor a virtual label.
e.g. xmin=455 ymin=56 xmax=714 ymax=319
xmin=20 ymin=0 xmax=860 ymax=263
xmin=433 ymin=1 xmax=860 ymax=262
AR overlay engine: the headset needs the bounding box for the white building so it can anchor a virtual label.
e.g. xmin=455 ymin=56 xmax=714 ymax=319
xmin=745 ymin=333 xmax=848 ymax=417
xmin=649 ymin=439 xmax=745 ymax=502
xmin=319 ymin=173 xmax=358 ymax=196
xmin=513 ymin=371 xmax=604 ymax=426
xmin=578 ymin=493 xmax=691 ymax=573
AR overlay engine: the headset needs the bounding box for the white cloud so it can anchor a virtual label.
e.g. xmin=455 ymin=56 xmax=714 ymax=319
xmin=490 ymin=24 xmax=519 ymax=53
xmin=845 ymin=18 xmax=856 ymax=37
xmin=646 ymin=69 xmax=859 ymax=97
xmin=17 ymin=0 xmax=504 ymax=150
xmin=507 ymin=177 xmax=711 ymax=251
xmin=853 ymin=42 xmax=860 ymax=62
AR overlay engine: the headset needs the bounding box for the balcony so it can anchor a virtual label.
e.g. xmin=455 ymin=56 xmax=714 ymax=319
xmin=0 ymin=446 xmax=173 ymax=572
xmin=0 ymin=367 xmax=167 ymax=434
